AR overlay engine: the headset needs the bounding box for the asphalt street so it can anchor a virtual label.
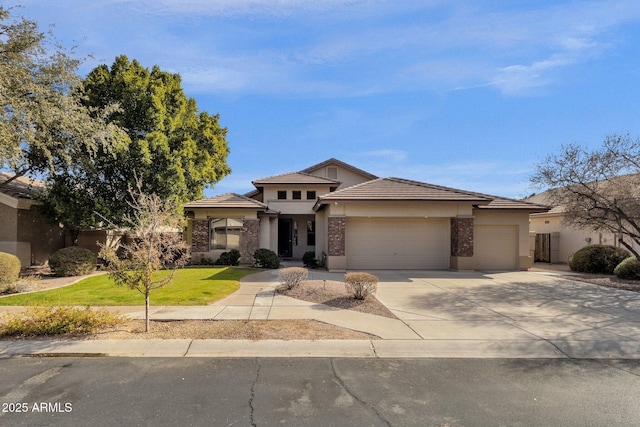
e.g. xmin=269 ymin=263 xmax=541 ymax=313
xmin=1 ymin=357 xmax=639 ymax=426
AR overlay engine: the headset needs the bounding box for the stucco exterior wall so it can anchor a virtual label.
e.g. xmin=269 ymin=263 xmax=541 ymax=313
xmin=326 ymin=201 xmax=475 ymax=218
xmin=530 ymin=213 xmax=630 ymax=264
xmin=0 ymin=202 xmax=18 ymax=241
xmin=305 ymin=165 xmax=371 ymax=189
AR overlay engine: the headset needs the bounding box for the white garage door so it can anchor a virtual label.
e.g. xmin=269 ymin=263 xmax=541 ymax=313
xmin=475 ymin=225 xmax=517 ymax=270
xmin=346 ymin=217 xmax=450 ymax=269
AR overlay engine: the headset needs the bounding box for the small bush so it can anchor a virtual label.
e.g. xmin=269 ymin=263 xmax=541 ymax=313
xmin=0 ymin=306 xmax=125 ymax=337
xmin=0 ymin=275 xmax=39 ymax=295
xmin=279 ymin=267 xmax=308 ymax=289
xmin=0 ymin=252 xmax=21 ymax=285
xmin=345 ymin=272 xmax=378 ymax=300
xmin=216 ymin=249 xmax=241 ymax=266
xmin=614 ymin=256 xmax=640 ymax=280
xmin=49 ymin=246 xmax=97 ymax=277
xmin=302 ymin=251 xmax=318 ymax=268
xmin=569 ymin=245 xmax=630 ymax=275
xmin=253 ymin=248 xmax=280 ymax=269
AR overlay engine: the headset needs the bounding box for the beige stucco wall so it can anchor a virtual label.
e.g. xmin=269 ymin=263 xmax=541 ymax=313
xmin=262 ymin=185 xmax=332 ymax=205
xmin=530 ymin=213 xmax=631 ymax=264
xmin=326 ymin=201 xmax=475 ymax=218
xmin=0 ymin=202 xmax=18 ymax=241
xmin=1 ymin=198 xmax=64 ymax=266
xmin=305 ymin=165 xmax=371 ymax=189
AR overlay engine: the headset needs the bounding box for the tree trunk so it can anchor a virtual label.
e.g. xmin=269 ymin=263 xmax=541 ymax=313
xmin=145 ymin=291 xmax=150 ymax=332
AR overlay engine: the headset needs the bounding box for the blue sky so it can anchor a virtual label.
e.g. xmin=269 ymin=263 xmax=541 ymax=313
xmin=15 ymin=0 xmax=640 ymax=199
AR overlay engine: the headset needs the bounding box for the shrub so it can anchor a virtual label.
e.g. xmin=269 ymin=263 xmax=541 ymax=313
xmin=0 ymin=275 xmax=38 ymax=295
xmin=49 ymin=246 xmax=97 ymax=277
xmin=0 ymin=252 xmax=21 ymax=285
xmin=279 ymin=267 xmax=308 ymax=289
xmin=569 ymin=245 xmax=630 ymax=275
xmin=216 ymin=249 xmax=241 ymax=266
xmin=345 ymin=272 xmax=378 ymax=300
xmin=253 ymin=248 xmax=280 ymax=269
xmin=302 ymin=251 xmax=318 ymax=268
xmin=0 ymin=306 xmax=125 ymax=337
xmin=614 ymin=256 xmax=640 ymax=280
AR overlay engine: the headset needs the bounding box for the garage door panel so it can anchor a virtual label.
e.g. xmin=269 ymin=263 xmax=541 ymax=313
xmin=346 ymin=218 xmax=450 ymax=269
xmin=475 ymin=225 xmax=517 ymax=270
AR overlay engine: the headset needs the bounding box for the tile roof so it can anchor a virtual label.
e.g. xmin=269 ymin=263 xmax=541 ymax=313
xmin=252 ymin=172 xmax=341 ymax=186
xmin=184 ymin=193 xmax=268 ymax=209
xmin=315 ymin=177 xmax=549 ymax=211
xmin=299 ymin=158 xmax=378 ymax=180
xmin=0 ymin=173 xmax=44 ymax=200
xmin=317 ymin=177 xmax=493 ymax=203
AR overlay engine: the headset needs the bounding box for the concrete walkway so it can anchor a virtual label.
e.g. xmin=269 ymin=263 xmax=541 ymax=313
xmin=1 ymin=267 xmax=640 ymax=359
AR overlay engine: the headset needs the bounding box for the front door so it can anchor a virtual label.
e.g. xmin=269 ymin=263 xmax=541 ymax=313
xmin=278 ymin=219 xmax=293 ymax=258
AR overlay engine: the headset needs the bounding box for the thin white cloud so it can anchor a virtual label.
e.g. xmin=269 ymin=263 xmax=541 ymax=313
xmin=19 ymin=0 xmax=640 ymax=97
xmin=362 ymin=149 xmax=407 ymax=162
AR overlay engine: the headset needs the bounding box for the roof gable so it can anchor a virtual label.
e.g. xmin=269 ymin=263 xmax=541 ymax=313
xmin=300 ymin=158 xmax=378 ymax=181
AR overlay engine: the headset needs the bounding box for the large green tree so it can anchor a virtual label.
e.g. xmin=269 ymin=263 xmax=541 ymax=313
xmin=0 ymin=7 xmax=116 ymax=187
xmin=40 ymin=55 xmax=231 ymax=233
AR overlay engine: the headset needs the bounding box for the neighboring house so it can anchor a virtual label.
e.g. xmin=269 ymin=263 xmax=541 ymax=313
xmin=184 ymin=158 xmax=548 ymax=271
xmin=0 ymin=173 xmax=64 ymax=266
xmin=528 ymin=191 xmax=639 ymax=264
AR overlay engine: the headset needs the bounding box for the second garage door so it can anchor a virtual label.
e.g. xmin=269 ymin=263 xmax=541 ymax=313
xmin=346 ymin=217 xmax=450 ymax=269
xmin=474 ymin=225 xmax=517 ymax=270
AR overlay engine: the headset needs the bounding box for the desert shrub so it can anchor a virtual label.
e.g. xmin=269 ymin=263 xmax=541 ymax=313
xmin=49 ymin=246 xmax=97 ymax=277
xmin=614 ymin=256 xmax=640 ymax=280
xmin=569 ymin=245 xmax=630 ymax=274
xmin=0 ymin=275 xmax=39 ymax=295
xmin=216 ymin=249 xmax=241 ymax=266
xmin=345 ymin=272 xmax=378 ymax=300
xmin=279 ymin=267 xmax=308 ymax=289
xmin=302 ymin=251 xmax=318 ymax=268
xmin=253 ymin=248 xmax=280 ymax=269
xmin=0 ymin=306 xmax=125 ymax=337
xmin=0 ymin=252 xmax=21 ymax=285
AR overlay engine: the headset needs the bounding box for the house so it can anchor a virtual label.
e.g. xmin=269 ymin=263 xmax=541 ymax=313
xmin=184 ymin=158 xmax=549 ymax=271
xmin=528 ymin=189 xmax=639 ymax=264
xmin=0 ymin=173 xmax=64 ymax=266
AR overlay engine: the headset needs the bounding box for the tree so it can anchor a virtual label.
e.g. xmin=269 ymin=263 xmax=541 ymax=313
xmin=531 ymin=134 xmax=640 ymax=260
xmin=99 ymin=182 xmax=190 ymax=332
xmin=39 ymin=55 xmax=231 ymax=231
xmin=0 ymin=6 xmax=117 ymax=187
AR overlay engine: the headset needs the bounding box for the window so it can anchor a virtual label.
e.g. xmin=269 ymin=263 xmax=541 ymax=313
xmin=307 ymin=191 xmax=316 ymax=200
xmin=292 ymin=190 xmax=302 ymax=200
xmin=210 ymin=218 xmax=243 ymax=250
xmin=307 ymin=220 xmax=316 ymax=246
xmin=277 ymin=191 xmax=287 ymax=200
xmin=327 ymin=167 xmax=338 ymax=179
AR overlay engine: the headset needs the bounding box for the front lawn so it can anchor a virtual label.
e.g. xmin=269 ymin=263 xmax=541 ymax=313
xmin=0 ymin=267 xmax=257 ymax=306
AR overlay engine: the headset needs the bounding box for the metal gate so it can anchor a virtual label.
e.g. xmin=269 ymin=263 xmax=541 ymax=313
xmin=535 ymin=233 xmax=551 ymax=262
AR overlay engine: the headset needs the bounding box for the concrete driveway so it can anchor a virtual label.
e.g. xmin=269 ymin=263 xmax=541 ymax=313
xmin=370 ymin=269 xmax=640 ymax=358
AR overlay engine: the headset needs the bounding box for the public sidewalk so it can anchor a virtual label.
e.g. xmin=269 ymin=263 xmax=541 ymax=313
xmin=1 ymin=267 xmax=640 ymax=359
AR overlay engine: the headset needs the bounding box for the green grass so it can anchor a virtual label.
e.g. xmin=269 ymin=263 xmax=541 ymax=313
xmin=0 ymin=267 xmax=258 ymax=306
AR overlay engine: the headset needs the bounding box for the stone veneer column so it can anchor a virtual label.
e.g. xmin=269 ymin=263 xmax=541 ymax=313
xmin=241 ymin=218 xmax=260 ymax=264
xmin=328 ymin=216 xmax=346 ymax=256
xmin=451 ymin=217 xmax=474 ymax=257
xmin=191 ymin=219 xmax=209 ymax=252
